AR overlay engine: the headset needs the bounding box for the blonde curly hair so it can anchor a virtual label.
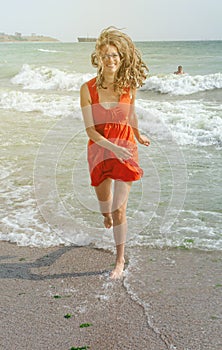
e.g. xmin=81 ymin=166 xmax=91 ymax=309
xmin=91 ymin=26 xmax=149 ymax=94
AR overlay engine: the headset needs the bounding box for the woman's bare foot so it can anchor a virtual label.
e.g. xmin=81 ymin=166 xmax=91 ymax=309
xmin=104 ymin=215 xmax=113 ymax=229
xmin=110 ymin=259 xmax=125 ymax=279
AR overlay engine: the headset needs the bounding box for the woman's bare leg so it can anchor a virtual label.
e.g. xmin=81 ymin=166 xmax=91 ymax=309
xmin=110 ymin=181 xmax=132 ymax=279
xmin=95 ymin=179 xmax=132 ymax=278
xmin=94 ymin=178 xmax=113 ymax=228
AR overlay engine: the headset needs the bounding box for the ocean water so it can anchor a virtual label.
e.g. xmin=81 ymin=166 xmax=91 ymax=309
xmin=1 ymin=42 xmax=222 ymax=336
xmin=0 ymin=41 xmax=222 ymax=253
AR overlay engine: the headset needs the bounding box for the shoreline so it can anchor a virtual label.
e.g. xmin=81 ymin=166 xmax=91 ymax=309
xmin=1 ymin=241 xmax=222 ymax=349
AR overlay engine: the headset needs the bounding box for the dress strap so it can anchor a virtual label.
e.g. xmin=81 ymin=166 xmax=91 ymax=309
xmin=120 ymin=87 xmax=131 ymax=104
xmin=86 ymin=77 xmax=99 ymax=104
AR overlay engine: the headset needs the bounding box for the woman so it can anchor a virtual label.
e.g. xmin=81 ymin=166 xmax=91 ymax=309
xmin=80 ymin=27 xmax=150 ymax=279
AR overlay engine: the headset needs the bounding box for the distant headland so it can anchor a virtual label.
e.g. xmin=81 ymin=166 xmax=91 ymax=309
xmin=0 ymin=32 xmax=59 ymax=42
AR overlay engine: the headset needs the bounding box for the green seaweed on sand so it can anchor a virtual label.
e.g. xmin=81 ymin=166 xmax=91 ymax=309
xmin=210 ymin=315 xmax=220 ymax=320
xmin=183 ymin=238 xmax=194 ymax=244
xmin=175 ymin=239 xmax=195 ymax=250
xmin=79 ymin=323 xmax=92 ymax=328
xmin=53 ymin=294 xmax=72 ymax=299
xmin=64 ymin=313 xmax=72 ymax=319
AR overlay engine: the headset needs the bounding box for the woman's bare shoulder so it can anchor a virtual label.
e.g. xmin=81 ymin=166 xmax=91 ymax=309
xmin=80 ymin=82 xmax=91 ymax=107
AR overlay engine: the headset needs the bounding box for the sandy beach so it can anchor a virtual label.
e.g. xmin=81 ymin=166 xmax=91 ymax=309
xmin=0 ymin=241 xmax=221 ymax=350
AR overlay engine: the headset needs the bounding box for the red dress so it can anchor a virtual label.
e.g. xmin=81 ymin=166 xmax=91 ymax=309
xmin=86 ymin=77 xmax=143 ymax=186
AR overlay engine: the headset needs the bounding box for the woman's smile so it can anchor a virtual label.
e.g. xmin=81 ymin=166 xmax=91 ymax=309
xmin=101 ymin=45 xmax=120 ymax=73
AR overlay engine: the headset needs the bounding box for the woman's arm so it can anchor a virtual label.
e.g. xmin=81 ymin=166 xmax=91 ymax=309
xmin=80 ymin=83 xmax=132 ymax=161
xmin=129 ymin=90 xmax=150 ymax=147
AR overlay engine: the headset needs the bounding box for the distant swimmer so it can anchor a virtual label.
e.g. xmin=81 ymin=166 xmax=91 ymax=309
xmin=174 ymin=65 xmax=184 ymax=75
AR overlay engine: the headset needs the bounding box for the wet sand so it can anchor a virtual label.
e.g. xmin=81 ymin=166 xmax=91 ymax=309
xmin=0 ymin=241 xmax=221 ymax=350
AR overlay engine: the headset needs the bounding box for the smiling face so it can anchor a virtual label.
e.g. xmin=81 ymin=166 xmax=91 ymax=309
xmin=100 ymin=44 xmax=121 ymax=75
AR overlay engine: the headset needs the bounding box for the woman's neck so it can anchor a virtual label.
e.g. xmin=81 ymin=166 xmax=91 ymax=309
xmin=103 ymin=73 xmax=115 ymax=86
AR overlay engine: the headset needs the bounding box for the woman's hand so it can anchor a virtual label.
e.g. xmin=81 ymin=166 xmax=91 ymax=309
xmin=137 ymin=135 xmax=150 ymax=146
xmin=112 ymin=145 xmax=133 ymax=163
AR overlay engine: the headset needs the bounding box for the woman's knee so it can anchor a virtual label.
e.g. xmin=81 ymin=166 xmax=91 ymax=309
xmin=112 ymin=207 xmax=126 ymax=224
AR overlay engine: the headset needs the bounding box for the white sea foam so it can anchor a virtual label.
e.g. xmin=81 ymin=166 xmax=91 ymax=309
xmin=11 ymin=65 xmax=222 ymax=96
xmin=1 ymin=89 xmax=221 ymax=147
xmin=11 ymin=64 xmax=94 ymax=91
xmin=141 ymin=73 xmax=222 ymax=95
xmin=0 ymin=90 xmax=81 ymax=118
xmin=37 ymin=49 xmax=64 ymax=53
xmin=0 ymin=181 xmax=93 ymax=247
xmin=136 ymin=99 xmax=222 ymax=147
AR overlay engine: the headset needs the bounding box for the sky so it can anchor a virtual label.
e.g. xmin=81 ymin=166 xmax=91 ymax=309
xmin=1 ymin=0 xmax=222 ymax=42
